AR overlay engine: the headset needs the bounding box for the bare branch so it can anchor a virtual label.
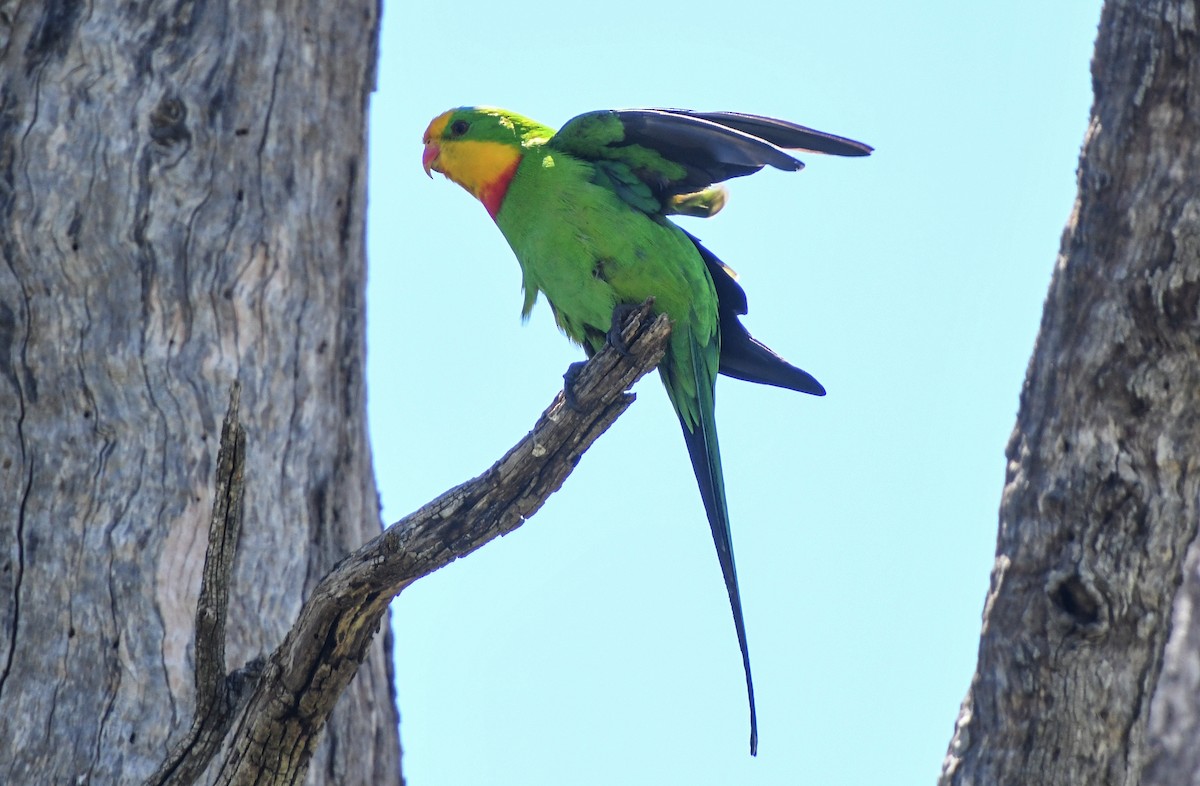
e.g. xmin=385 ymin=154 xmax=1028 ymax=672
xmin=174 ymin=302 xmax=670 ymax=785
xmin=147 ymin=384 xmax=251 ymax=786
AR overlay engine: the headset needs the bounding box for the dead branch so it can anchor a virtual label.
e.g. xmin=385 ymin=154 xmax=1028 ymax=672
xmin=155 ymin=302 xmax=671 ymax=785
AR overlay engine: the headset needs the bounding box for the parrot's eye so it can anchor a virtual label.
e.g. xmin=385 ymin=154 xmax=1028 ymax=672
xmin=449 ymin=119 xmax=469 ymax=137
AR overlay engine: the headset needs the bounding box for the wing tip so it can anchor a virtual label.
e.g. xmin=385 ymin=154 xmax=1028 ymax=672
xmin=842 ymin=140 xmax=874 ymax=157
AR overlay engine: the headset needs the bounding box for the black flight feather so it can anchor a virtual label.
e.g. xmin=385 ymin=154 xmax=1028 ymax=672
xmin=671 ymin=110 xmax=874 ymax=158
xmin=686 ymin=232 xmax=827 ymax=396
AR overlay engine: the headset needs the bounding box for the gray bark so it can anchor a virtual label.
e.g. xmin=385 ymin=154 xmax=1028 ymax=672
xmin=940 ymin=1 xmax=1200 ymax=784
xmin=0 ymin=1 xmax=400 ymax=783
xmin=192 ymin=305 xmax=669 ymax=785
xmin=1144 ymin=537 xmax=1200 ymax=785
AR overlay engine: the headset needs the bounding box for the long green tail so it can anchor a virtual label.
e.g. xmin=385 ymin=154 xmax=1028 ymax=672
xmin=673 ymin=338 xmax=758 ymax=756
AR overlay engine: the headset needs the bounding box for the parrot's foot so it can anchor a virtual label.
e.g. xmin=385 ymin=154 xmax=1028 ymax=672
xmin=605 ymin=303 xmax=640 ymax=357
xmin=563 ymin=300 xmax=655 ymax=411
xmin=563 ymin=361 xmax=587 ymax=412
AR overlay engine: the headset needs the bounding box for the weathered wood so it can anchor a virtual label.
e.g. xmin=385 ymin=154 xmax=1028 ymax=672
xmin=147 ymin=384 xmax=252 ymax=786
xmin=1144 ymin=537 xmax=1200 ymax=786
xmin=0 ymin=2 xmax=398 ymax=783
xmin=156 ymin=304 xmax=667 ymax=786
xmin=940 ymin=2 xmax=1200 ymax=784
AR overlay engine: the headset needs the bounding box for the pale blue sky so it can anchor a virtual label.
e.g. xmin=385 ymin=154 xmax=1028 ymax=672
xmin=366 ymin=2 xmax=1102 ymax=783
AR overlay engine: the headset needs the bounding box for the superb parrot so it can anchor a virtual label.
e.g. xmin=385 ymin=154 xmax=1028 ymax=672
xmin=422 ymin=106 xmax=871 ymax=754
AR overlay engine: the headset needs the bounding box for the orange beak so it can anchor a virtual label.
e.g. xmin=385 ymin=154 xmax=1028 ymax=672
xmin=422 ymin=139 xmax=441 ymax=177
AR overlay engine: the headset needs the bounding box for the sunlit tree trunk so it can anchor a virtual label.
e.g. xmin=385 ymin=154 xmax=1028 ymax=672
xmin=0 ymin=2 xmax=400 ymax=783
xmin=940 ymin=1 xmax=1200 ymax=784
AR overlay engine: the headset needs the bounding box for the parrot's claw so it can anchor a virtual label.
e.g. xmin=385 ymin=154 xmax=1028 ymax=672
xmin=563 ymin=302 xmax=641 ymax=411
xmin=563 ymin=361 xmax=588 ymax=412
xmin=605 ymin=303 xmax=639 ymax=357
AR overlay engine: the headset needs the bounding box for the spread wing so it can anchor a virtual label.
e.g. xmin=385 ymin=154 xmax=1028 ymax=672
xmin=549 ymin=108 xmax=871 ymax=210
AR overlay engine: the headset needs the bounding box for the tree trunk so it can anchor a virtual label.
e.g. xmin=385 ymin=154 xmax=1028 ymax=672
xmin=1144 ymin=537 xmax=1200 ymax=785
xmin=940 ymin=1 xmax=1200 ymax=784
xmin=0 ymin=2 xmax=400 ymax=784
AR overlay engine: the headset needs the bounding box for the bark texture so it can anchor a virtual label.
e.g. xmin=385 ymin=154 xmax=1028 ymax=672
xmin=196 ymin=305 xmax=669 ymax=785
xmin=0 ymin=2 xmax=400 ymax=784
xmin=1144 ymin=536 xmax=1200 ymax=785
xmin=130 ymin=304 xmax=669 ymax=785
xmin=941 ymin=1 xmax=1200 ymax=784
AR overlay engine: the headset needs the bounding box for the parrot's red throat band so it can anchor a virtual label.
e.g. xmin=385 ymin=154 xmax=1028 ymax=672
xmin=481 ymin=157 xmax=521 ymax=219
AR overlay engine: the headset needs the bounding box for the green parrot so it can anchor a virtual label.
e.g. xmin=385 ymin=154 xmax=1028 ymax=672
xmin=422 ymin=106 xmax=870 ymax=753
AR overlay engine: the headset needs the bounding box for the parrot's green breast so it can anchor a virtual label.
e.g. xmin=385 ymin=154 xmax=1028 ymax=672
xmin=494 ymin=144 xmax=717 ymax=429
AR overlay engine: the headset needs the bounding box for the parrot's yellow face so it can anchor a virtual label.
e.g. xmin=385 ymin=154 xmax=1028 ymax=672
xmin=422 ymin=109 xmax=524 ymax=218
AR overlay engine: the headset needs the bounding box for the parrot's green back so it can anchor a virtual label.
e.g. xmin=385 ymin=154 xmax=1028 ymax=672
xmin=423 ymin=106 xmax=871 ymax=754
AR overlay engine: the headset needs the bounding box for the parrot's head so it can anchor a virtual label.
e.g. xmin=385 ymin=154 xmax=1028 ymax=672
xmin=422 ymin=107 xmax=552 ymax=218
